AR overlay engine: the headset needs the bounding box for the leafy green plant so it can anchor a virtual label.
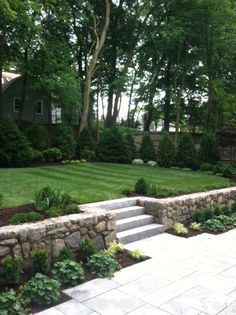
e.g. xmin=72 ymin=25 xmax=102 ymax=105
xmin=35 ymin=186 xmax=72 ymax=212
xmin=203 ymin=218 xmax=225 ymax=232
xmin=58 ymin=247 xmax=75 ymax=261
xmin=10 ymin=211 xmax=42 ymax=224
xmin=139 ymin=134 xmax=155 ymax=162
xmin=54 ymin=124 xmax=76 ymax=160
xmin=157 ymin=132 xmax=176 ymax=168
xmin=25 ymin=123 xmax=48 ymax=151
xmin=107 ymin=241 xmax=124 ymax=256
xmin=87 ymin=251 xmax=120 ymax=278
xmin=66 ymin=204 xmax=81 ymax=214
xmin=0 ymin=119 xmax=33 ymax=167
xmin=199 ymin=133 xmax=219 ymax=164
xmin=173 ymin=222 xmax=188 ymax=235
xmin=231 ymin=202 xmax=236 ymax=213
xmin=0 ymin=256 xmax=22 ymax=286
xmin=223 ymin=165 xmax=235 ymax=179
xmin=215 ymin=215 xmax=235 ymax=228
xmin=200 ymin=163 xmax=213 ymax=172
xmin=77 ymin=126 xmax=95 ymax=159
xmin=43 ymin=148 xmax=62 ymax=162
xmin=189 ymin=222 xmax=202 ymax=231
xmin=125 ymin=133 xmax=137 ymax=163
xmin=20 ymin=273 xmax=60 ymax=306
xmin=176 ymin=134 xmax=198 ymax=170
xmin=134 ymin=178 xmax=147 ymax=194
xmin=96 ymin=127 xmax=129 ymax=163
xmin=128 ymin=249 xmax=144 ymax=261
xmin=32 ymin=248 xmax=50 ymax=275
xmin=79 ymin=239 xmax=97 ymax=262
xmin=31 ymin=149 xmax=44 ymax=163
xmin=0 ymin=289 xmax=28 ymax=315
xmin=45 ymin=207 xmax=63 ymax=218
xmin=0 ymin=193 xmax=2 ymax=208
xmin=192 ymin=208 xmax=215 ymax=223
xmin=220 ymin=205 xmax=231 ymax=216
xmin=52 ymin=260 xmax=84 ymax=285
xmin=147 ymin=161 xmax=157 ymax=167
xmin=212 ymin=163 xmax=224 ymax=175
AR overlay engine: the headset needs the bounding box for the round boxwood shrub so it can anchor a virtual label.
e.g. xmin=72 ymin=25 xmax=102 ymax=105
xmin=199 ymin=133 xmax=219 ymax=164
xmin=200 ymin=163 xmax=213 ymax=172
xmin=134 ymin=178 xmax=147 ymax=194
xmin=25 ymin=123 xmax=48 ymax=151
xmin=96 ymin=127 xmax=129 ymax=163
xmin=176 ymin=134 xmax=198 ymax=169
xmin=139 ymin=134 xmax=155 ymax=162
xmin=54 ymin=124 xmax=76 ymax=160
xmin=157 ymin=133 xmax=175 ymax=167
xmin=0 ymin=119 xmax=33 ymax=167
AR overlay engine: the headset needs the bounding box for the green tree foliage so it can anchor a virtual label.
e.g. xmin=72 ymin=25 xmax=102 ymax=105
xmin=54 ymin=125 xmax=76 ymax=160
xmin=199 ymin=133 xmax=219 ymax=164
xmin=176 ymin=134 xmax=198 ymax=169
xmin=77 ymin=126 xmax=95 ymax=158
xmin=0 ymin=119 xmax=32 ymax=167
xmin=139 ymin=134 xmax=155 ymax=162
xmin=125 ymin=133 xmax=137 ymax=162
xmin=25 ymin=123 xmax=48 ymax=151
xmin=96 ymin=127 xmax=128 ymax=163
xmin=157 ymin=133 xmax=176 ymax=167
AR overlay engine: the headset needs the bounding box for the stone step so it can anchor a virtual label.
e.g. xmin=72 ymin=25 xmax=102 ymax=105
xmin=113 ymin=206 xmax=145 ymax=220
xmin=116 ymin=214 xmax=154 ymax=232
xmin=117 ymin=223 xmax=165 ymax=244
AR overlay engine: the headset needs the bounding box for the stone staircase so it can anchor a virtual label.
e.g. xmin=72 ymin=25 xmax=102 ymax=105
xmin=111 ymin=201 xmax=165 ymax=244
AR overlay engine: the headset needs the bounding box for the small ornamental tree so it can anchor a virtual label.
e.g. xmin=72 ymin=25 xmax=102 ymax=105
xmin=77 ymin=126 xmax=95 ymax=159
xmin=25 ymin=123 xmax=48 ymax=151
xmin=0 ymin=119 xmax=33 ymax=167
xmin=139 ymin=134 xmax=155 ymax=162
xmin=96 ymin=127 xmax=129 ymax=163
xmin=199 ymin=133 xmax=219 ymax=164
xmin=157 ymin=133 xmax=175 ymax=167
xmin=125 ymin=133 xmax=137 ymax=163
xmin=54 ymin=124 xmax=76 ymax=160
xmin=176 ymin=134 xmax=198 ymax=169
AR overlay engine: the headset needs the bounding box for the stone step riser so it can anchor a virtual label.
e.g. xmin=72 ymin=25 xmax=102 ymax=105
xmin=116 ymin=215 xmax=154 ymax=232
xmin=114 ymin=207 xmax=145 ymax=220
xmin=117 ymin=225 xmax=165 ymax=244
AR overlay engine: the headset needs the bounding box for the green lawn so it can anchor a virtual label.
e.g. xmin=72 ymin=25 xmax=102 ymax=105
xmin=0 ymin=163 xmax=230 ymax=208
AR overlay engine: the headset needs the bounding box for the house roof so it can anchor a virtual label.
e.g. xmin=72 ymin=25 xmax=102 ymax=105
xmin=1 ymin=72 xmax=21 ymax=93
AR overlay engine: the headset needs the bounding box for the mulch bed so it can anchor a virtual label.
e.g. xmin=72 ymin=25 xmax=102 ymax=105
xmin=0 ymin=204 xmax=35 ymax=227
xmin=166 ymin=227 xmax=235 ymax=238
xmin=1 ymin=249 xmax=149 ymax=314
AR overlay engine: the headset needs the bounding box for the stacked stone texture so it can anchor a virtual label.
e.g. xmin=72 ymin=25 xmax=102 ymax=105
xmin=141 ymin=187 xmax=236 ymax=229
xmin=0 ymin=210 xmax=116 ymax=265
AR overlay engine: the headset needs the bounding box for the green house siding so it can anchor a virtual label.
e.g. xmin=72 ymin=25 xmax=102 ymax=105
xmin=1 ymin=77 xmax=51 ymax=124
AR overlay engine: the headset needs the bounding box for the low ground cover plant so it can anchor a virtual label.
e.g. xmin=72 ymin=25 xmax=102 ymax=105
xmin=87 ymin=251 xmax=121 ymax=278
xmin=10 ymin=211 xmax=42 ymax=225
xmin=52 ymin=260 xmax=84 ymax=285
xmin=0 ymin=289 xmax=28 ymax=315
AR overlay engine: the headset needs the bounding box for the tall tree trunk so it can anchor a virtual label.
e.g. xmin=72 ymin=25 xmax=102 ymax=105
xmin=78 ymin=0 xmax=110 ymax=136
xmin=127 ymin=68 xmax=136 ymax=127
xmin=164 ymin=60 xmax=171 ymax=131
xmin=0 ymin=31 xmax=5 ymax=119
xmin=18 ymin=48 xmax=29 ymax=125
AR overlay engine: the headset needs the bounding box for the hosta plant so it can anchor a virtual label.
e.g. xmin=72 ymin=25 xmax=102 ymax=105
xmin=129 ymin=249 xmax=144 ymax=261
xmin=173 ymin=222 xmax=188 ymax=235
xmin=107 ymin=241 xmax=124 ymax=257
xmin=189 ymin=222 xmax=202 ymax=231
xmin=52 ymin=260 xmax=84 ymax=285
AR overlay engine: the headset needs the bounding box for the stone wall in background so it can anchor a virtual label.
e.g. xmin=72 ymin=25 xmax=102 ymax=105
xmin=0 ymin=210 xmax=116 ymax=265
xmin=139 ymin=187 xmax=236 ymax=229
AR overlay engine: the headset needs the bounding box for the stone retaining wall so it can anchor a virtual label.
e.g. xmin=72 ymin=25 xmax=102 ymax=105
xmin=0 ymin=209 xmax=116 ymax=264
xmin=139 ymin=187 xmax=236 ymax=229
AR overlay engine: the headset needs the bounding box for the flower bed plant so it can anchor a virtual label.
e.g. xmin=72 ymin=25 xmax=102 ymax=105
xmin=0 ymin=239 xmax=148 ymax=314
